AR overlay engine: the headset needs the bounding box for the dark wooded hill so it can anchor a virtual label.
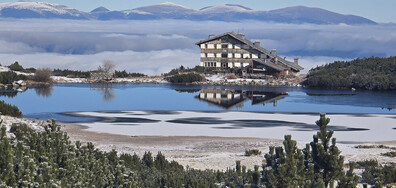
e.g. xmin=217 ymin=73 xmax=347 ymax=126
xmin=304 ymin=56 xmax=396 ymax=90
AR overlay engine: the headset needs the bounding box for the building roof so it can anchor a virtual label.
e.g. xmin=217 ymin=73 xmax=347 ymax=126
xmin=195 ymin=32 xmax=304 ymax=71
xmin=253 ymin=59 xmax=288 ymax=72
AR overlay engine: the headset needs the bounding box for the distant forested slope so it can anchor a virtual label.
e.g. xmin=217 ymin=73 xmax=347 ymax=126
xmin=304 ymin=56 xmax=396 ymax=90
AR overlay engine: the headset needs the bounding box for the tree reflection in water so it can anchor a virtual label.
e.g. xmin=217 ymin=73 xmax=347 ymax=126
xmin=34 ymin=85 xmax=53 ymax=98
xmin=90 ymin=83 xmax=114 ymax=102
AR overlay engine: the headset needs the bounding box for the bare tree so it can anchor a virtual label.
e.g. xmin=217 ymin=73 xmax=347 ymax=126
xmin=98 ymin=60 xmax=115 ymax=74
xmin=32 ymin=68 xmax=52 ymax=82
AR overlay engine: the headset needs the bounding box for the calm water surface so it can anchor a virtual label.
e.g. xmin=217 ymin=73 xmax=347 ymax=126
xmin=1 ymin=83 xmax=395 ymax=122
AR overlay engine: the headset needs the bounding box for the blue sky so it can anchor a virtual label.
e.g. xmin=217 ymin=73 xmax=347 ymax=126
xmin=1 ymin=0 xmax=395 ymax=23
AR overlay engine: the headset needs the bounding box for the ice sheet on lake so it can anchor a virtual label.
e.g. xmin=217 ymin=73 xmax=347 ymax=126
xmin=68 ymin=111 xmax=396 ymax=143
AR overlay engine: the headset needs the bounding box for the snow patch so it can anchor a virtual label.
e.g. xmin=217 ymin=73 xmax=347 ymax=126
xmin=0 ymin=2 xmax=84 ymax=16
xmin=199 ymin=4 xmax=256 ymax=13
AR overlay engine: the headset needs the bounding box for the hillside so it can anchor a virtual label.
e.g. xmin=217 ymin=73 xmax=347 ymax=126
xmin=304 ymin=56 xmax=396 ymax=90
xmin=0 ymin=1 xmax=377 ymax=24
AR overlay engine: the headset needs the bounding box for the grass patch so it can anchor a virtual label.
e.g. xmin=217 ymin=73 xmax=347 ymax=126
xmin=381 ymin=151 xmax=396 ymax=157
xmin=355 ymin=145 xmax=396 ymax=150
xmin=225 ymin=74 xmax=238 ymax=79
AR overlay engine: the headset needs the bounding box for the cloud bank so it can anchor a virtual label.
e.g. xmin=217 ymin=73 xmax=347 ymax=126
xmin=0 ymin=19 xmax=395 ymax=75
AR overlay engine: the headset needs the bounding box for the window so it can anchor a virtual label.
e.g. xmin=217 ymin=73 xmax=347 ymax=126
xmin=222 ymin=53 xmax=228 ymax=58
xmin=222 ymin=44 xmax=228 ymax=49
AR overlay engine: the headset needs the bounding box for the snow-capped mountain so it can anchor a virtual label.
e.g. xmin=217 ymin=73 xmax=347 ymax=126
xmin=90 ymin=6 xmax=126 ymax=20
xmin=127 ymin=2 xmax=196 ymax=15
xmin=0 ymin=2 xmax=89 ymax=19
xmin=191 ymin=4 xmax=376 ymax=24
xmin=267 ymin=6 xmax=375 ymax=25
xmin=123 ymin=2 xmax=197 ymax=19
xmin=0 ymin=1 xmax=377 ymax=25
xmin=199 ymin=4 xmax=253 ymax=13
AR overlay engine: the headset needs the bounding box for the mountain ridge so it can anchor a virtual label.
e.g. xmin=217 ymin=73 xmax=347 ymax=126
xmin=0 ymin=1 xmax=377 ymax=24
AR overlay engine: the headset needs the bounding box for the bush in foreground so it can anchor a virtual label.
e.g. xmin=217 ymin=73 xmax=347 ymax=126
xmin=262 ymin=114 xmax=359 ymax=187
xmin=0 ymin=120 xmax=221 ymax=187
xmin=360 ymin=160 xmax=396 ymax=187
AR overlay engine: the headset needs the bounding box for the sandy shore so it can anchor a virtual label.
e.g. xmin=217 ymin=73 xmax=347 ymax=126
xmin=61 ymin=123 xmax=396 ymax=171
xmin=61 ymin=123 xmax=281 ymax=170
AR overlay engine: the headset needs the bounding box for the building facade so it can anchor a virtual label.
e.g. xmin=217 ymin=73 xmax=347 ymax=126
xmin=195 ymin=32 xmax=303 ymax=74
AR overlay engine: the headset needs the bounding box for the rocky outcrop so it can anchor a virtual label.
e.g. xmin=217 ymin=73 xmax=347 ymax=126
xmin=197 ymin=74 xmax=306 ymax=87
xmin=1 ymin=115 xmax=44 ymax=138
xmin=0 ymin=80 xmax=27 ymax=91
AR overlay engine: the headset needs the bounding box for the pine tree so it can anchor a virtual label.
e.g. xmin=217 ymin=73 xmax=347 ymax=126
xmin=262 ymin=135 xmax=305 ymax=187
xmin=252 ymin=165 xmax=260 ymax=185
xmin=142 ymin=152 xmax=154 ymax=168
xmin=0 ymin=125 xmax=16 ymax=186
xmin=310 ymin=113 xmax=344 ymax=187
xmin=337 ymin=162 xmax=359 ymax=188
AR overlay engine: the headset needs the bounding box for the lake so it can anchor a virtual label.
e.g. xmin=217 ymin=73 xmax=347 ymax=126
xmin=1 ymin=83 xmax=395 ymax=122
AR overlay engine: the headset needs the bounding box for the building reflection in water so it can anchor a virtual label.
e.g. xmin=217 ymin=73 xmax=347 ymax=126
xmin=196 ymin=89 xmax=288 ymax=109
xmin=90 ymin=83 xmax=114 ymax=102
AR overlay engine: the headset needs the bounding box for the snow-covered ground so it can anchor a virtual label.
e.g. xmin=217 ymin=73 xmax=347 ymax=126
xmin=0 ymin=66 xmax=33 ymax=76
xmin=204 ymin=74 xmax=303 ymax=86
xmin=0 ymin=115 xmax=44 ymax=135
xmin=65 ymin=111 xmax=396 ymax=167
xmin=50 ymin=76 xmax=87 ymax=83
xmin=50 ymin=76 xmax=169 ymax=83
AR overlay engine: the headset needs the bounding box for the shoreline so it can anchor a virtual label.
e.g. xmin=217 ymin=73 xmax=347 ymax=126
xmin=1 ymin=114 xmax=395 ymax=171
xmin=50 ymin=74 xmax=305 ymax=87
xmin=61 ymin=123 xmax=282 ymax=170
